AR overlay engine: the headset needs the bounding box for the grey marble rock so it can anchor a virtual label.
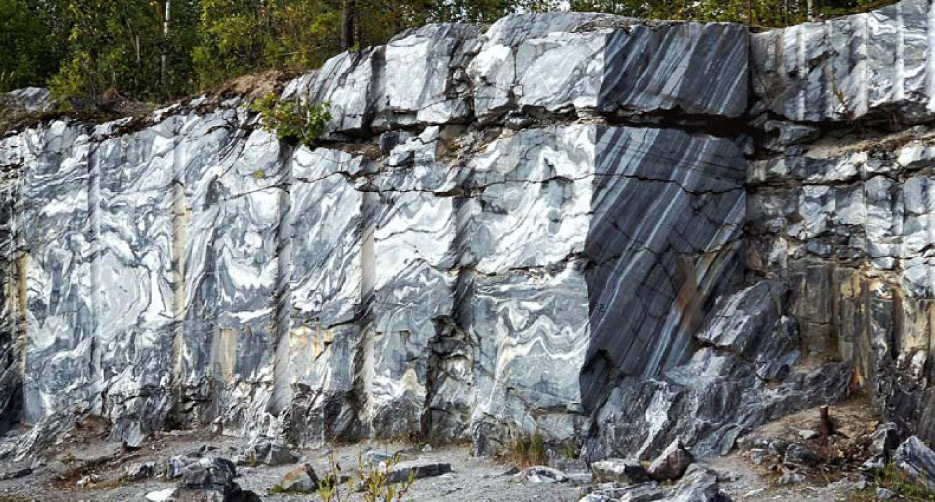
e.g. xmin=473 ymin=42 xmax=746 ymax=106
xmin=283 ymin=23 xmax=479 ymax=134
xmin=0 ymin=87 xmax=52 ymax=113
xmin=592 ymin=281 xmax=850 ymax=460
xmin=619 ymin=482 xmax=664 ymax=502
xmin=647 ymin=440 xmax=693 ymax=481
xmin=893 ymin=436 xmax=935 ymax=491
xmin=386 ymin=461 xmax=452 ymax=484
xmin=281 ymin=13 xmax=748 ymax=136
xmin=752 ymin=0 xmax=935 ymax=124
xmin=470 ymin=14 xmax=748 ymax=122
xmin=275 ymin=463 xmax=319 ymax=493
xmin=783 ymin=443 xmax=821 ymax=467
xmin=516 ymin=466 xmax=569 ymax=483
xmin=591 ymin=458 xmax=650 ymax=485
xmin=6 ymin=2 xmax=930 ymax=467
xmin=660 ymin=466 xmax=730 ymax=502
xmin=871 ymin=423 xmax=902 ymax=458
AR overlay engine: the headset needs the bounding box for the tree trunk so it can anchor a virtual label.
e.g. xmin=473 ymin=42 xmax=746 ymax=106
xmin=807 ymin=0 xmax=817 ymax=21
xmin=161 ymin=0 xmax=171 ymax=87
xmin=341 ymin=0 xmax=356 ymax=50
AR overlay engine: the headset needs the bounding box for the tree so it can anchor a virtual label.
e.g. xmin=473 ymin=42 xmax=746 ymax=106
xmin=0 ymin=0 xmax=59 ymax=92
xmin=341 ymin=0 xmax=356 ymax=50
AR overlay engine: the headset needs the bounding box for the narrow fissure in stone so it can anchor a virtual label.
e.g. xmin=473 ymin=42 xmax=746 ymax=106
xmin=269 ymin=142 xmax=295 ymax=416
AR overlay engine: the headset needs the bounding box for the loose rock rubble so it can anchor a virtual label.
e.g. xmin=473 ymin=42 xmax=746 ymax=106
xmin=648 ymin=440 xmax=694 ymax=482
xmin=273 ymin=463 xmax=319 ymax=493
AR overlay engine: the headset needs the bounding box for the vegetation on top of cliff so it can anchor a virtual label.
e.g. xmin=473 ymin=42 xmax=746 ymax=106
xmin=249 ymin=92 xmax=331 ymax=146
xmin=0 ymin=0 xmax=903 ymax=106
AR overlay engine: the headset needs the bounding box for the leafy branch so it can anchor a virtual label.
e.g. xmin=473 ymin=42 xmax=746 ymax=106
xmin=250 ymin=92 xmax=331 ymax=146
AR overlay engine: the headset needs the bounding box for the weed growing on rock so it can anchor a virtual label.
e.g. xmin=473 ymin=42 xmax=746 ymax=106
xmin=316 ymin=452 xmax=416 ymax=502
xmin=510 ymin=433 xmax=548 ymax=468
xmin=249 ymin=93 xmax=331 ymax=146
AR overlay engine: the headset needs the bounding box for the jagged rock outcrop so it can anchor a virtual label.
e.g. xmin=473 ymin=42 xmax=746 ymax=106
xmin=2 ymin=0 xmax=935 ymax=463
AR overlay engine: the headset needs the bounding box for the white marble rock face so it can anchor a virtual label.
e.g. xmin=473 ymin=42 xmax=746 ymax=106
xmin=0 ymin=7 xmax=785 ymax=459
xmin=752 ymin=0 xmax=935 ymax=123
xmin=282 ymin=12 xmax=749 ymax=137
xmin=0 ymin=111 xmax=747 ymax=453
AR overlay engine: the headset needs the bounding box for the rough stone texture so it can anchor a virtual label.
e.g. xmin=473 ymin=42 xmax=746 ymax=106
xmin=590 ymin=282 xmax=850 ymax=460
xmin=3 ymin=0 xmax=933 ymax=466
xmin=752 ymin=0 xmax=935 ymax=124
xmin=661 ymin=466 xmax=729 ymax=502
xmin=893 ymin=436 xmax=935 ymax=491
xmin=591 ymin=458 xmax=650 ymax=485
xmin=275 ymin=463 xmax=319 ymax=493
xmin=647 ymin=440 xmax=693 ymax=481
xmin=0 ymin=88 xmax=52 ymax=114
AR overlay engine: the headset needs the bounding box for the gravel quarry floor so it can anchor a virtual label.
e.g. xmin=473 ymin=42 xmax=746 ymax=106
xmin=0 ymin=399 xmax=903 ymax=502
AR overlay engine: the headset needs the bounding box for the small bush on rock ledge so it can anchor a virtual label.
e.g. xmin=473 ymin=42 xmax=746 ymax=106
xmin=249 ymin=93 xmax=331 ymax=146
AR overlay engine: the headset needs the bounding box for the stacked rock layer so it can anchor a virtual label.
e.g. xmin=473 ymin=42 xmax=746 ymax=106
xmin=2 ymin=0 xmax=935 ymax=460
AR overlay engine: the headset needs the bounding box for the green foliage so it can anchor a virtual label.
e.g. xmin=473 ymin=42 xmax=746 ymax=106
xmin=0 ymin=0 xmax=59 ymax=92
xmin=42 ymin=0 xmax=200 ymax=101
xmin=0 ymin=0 xmax=905 ymax=102
xmin=858 ymin=463 xmax=935 ymax=501
xmin=249 ymin=92 xmax=331 ymax=145
xmin=316 ymin=452 xmax=416 ymax=502
xmin=510 ymin=433 xmax=548 ymax=468
xmin=570 ymin=0 xmax=889 ymax=26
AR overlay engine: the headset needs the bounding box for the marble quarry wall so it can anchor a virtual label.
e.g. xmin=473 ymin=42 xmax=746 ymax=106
xmin=3 ymin=0 xmax=935 ymax=461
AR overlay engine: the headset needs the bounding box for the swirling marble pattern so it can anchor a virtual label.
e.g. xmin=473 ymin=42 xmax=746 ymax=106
xmin=12 ymin=2 xmax=915 ymax=460
xmin=581 ymin=126 xmax=745 ymax=410
xmin=752 ymin=0 xmax=935 ymax=123
xmin=15 ymin=122 xmax=96 ymax=424
xmin=282 ymin=12 xmax=748 ymax=136
xmin=0 ymin=110 xmax=747 ymax=452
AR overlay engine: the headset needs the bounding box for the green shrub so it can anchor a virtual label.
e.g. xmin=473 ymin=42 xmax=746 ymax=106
xmin=316 ymin=452 xmax=416 ymax=502
xmin=249 ymin=92 xmax=331 ymax=146
xmin=510 ymin=433 xmax=548 ymax=468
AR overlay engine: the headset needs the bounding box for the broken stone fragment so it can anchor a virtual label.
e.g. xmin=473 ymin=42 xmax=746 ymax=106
xmin=365 ymin=449 xmax=405 ymax=464
xmin=167 ymin=456 xmax=187 ymax=479
xmin=0 ymin=466 xmax=31 ymax=481
xmin=387 ymin=461 xmax=452 ymax=484
xmin=274 ymin=463 xmax=319 ymax=493
xmin=618 ymin=482 xmax=664 ymax=502
xmin=181 ymin=457 xmax=237 ymax=491
xmin=243 ymin=441 xmax=298 ymax=466
xmin=861 ymin=454 xmax=887 ymax=472
xmin=893 ymin=436 xmax=935 ymax=491
xmin=664 ymin=466 xmax=729 ymax=502
xmin=515 ymin=466 xmax=568 ymax=483
xmin=778 ymin=471 xmax=805 ymax=485
xmin=798 ymin=429 xmax=819 ymax=440
xmin=870 ymin=423 xmax=901 ymax=458
xmin=75 ymin=474 xmax=99 ymax=488
xmin=146 ymin=487 xmax=177 ymax=502
xmin=783 ymin=443 xmax=821 ymax=467
xmin=124 ymin=461 xmax=156 ymax=481
xmin=647 ymin=440 xmax=693 ymax=481
xmin=590 ymin=458 xmax=650 ymax=485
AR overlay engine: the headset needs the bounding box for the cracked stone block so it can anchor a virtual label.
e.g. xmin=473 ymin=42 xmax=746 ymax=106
xmin=581 ymin=126 xmax=745 ymax=410
xmin=594 ymin=281 xmax=849 ymax=460
xmin=283 ymin=24 xmax=480 ymax=134
xmin=470 ymin=14 xmax=748 ymax=122
xmin=95 ymin=125 xmax=177 ymax=442
xmin=16 ymin=122 xmax=96 ymax=425
xmin=752 ymin=0 xmax=935 ymax=123
xmin=369 ymin=190 xmax=458 ymax=439
xmin=469 ymin=263 xmax=591 ymax=451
